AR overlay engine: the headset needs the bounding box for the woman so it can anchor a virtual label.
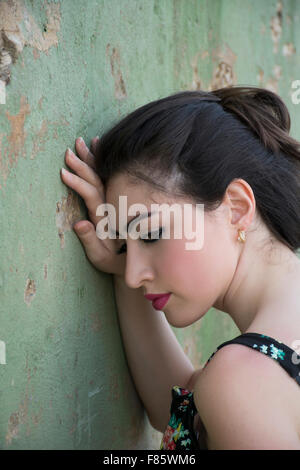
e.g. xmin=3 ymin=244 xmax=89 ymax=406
xmin=60 ymin=86 xmax=300 ymax=449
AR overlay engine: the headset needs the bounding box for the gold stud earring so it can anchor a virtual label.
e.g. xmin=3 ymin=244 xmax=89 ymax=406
xmin=237 ymin=229 xmax=246 ymax=243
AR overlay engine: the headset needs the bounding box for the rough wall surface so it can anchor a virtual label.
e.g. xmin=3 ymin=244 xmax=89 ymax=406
xmin=0 ymin=0 xmax=299 ymax=450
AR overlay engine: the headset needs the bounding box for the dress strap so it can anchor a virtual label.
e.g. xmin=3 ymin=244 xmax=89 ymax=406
xmin=162 ymin=386 xmax=199 ymax=450
xmin=204 ymin=332 xmax=300 ymax=386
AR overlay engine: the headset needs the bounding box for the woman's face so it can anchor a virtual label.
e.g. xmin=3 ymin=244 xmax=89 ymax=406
xmin=106 ymin=173 xmax=239 ymax=328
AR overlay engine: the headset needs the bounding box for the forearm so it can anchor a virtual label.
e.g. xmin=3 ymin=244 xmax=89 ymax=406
xmin=113 ymin=275 xmax=195 ymax=432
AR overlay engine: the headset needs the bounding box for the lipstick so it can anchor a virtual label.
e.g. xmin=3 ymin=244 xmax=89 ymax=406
xmin=144 ymin=293 xmax=171 ymax=311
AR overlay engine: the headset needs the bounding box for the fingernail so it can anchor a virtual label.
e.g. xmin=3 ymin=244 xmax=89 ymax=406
xmin=67 ymin=148 xmax=76 ymax=159
xmin=61 ymin=168 xmax=70 ymax=177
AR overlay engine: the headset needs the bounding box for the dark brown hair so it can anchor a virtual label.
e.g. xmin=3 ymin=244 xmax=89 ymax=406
xmin=94 ymin=86 xmax=300 ymax=252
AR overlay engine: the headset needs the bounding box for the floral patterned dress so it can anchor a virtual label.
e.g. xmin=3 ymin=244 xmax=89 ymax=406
xmin=160 ymin=332 xmax=300 ymax=450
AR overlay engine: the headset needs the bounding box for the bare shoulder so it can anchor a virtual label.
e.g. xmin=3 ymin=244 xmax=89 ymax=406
xmin=193 ymin=343 xmax=300 ymax=449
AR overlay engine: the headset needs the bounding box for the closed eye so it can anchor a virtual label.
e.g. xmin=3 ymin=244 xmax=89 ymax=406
xmin=116 ymin=227 xmax=163 ymax=255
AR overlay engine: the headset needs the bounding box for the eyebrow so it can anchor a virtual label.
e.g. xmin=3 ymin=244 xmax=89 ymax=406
xmin=113 ymin=211 xmax=155 ymax=237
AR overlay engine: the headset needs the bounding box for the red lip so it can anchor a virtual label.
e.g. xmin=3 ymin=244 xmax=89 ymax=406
xmin=144 ymin=293 xmax=170 ymax=300
xmin=144 ymin=293 xmax=171 ymax=310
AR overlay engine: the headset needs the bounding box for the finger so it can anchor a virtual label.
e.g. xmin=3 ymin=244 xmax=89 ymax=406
xmin=60 ymin=168 xmax=103 ymax=225
xmin=75 ymin=137 xmax=96 ymax=169
xmin=73 ymin=220 xmax=125 ymax=275
xmin=65 ymin=148 xmax=103 ymax=192
xmin=73 ymin=220 xmax=107 ymax=265
xmin=90 ymin=136 xmax=100 ymax=155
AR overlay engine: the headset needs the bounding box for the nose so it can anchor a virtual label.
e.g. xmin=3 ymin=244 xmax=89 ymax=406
xmin=124 ymin=244 xmax=154 ymax=289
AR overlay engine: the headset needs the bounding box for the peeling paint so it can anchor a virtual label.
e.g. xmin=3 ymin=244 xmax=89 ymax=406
xmin=6 ymin=95 xmax=30 ymax=160
xmin=0 ymin=0 xmax=61 ymax=100
xmin=56 ymin=192 xmax=82 ymax=248
xmin=33 ymin=48 xmax=40 ymax=61
xmin=190 ymin=52 xmax=202 ymax=90
xmin=270 ymin=1 xmax=283 ymax=54
xmin=106 ymin=44 xmax=127 ymax=100
xmin=0 ymin=39 xmax=13 ymax=85
xmin=282 ymin=42 xmax=296 ymax=56
xmin=264 ymin=78 xmax=279 ymax=93
xmin=6 ymin=412 xmax=20 ymax=445
xmin=257 ymin=66 xmax=265 ymax=85
xmin=210 ymin=44 xmax=237 ymax=90
xmin=0 ymin=1 xmax=61 ymax=52
xmin=273 ymin=64 xmax=282 ymax=80
xmin=31 ymin=120 xmax=48 ymax=160
xmin=0 ymin=96 xmax=30 ymax=185
xmin=5 ymin=355 xmax=34 ymax=446
xmin=0 ymin=30 xmax=22 ymax=101
xmin=24 ymin=278 xmax=36 ymax=305
xmin=257 ymin=65 xmax=281 ymax=94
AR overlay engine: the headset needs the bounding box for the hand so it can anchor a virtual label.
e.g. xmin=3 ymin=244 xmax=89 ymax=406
xmin=60 ymin=137 xmax=126 ymax=277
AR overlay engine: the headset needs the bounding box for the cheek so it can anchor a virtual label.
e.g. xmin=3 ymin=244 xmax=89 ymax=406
xmin=156 ymin=220 xmax=236 ymax=300
xmin=171 ymin=243 xmax=217 ymax=298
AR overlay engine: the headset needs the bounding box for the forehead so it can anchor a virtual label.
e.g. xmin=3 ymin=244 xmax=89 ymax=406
xmin=106 ymin=173 xmax=173 ymax=207
xmin=105 ymin=173 xmax=210 ymax=239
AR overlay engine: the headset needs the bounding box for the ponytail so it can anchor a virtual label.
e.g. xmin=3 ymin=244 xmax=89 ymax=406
xmin=212 ymin=86 xmax=300 ymax=166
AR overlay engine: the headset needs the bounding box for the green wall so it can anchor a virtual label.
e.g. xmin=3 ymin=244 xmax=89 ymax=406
xmin=0 ymin=0 xmax=299 ymax=449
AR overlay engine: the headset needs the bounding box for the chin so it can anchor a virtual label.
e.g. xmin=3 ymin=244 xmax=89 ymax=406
xmin=165 ymin=307 xmax=208 ymax=328
xmin=164 ymin=312 xmax=199 ymax=328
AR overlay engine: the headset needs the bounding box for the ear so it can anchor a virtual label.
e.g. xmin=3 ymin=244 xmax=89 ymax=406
xmin=223 ymin=178 xmax=256 ymax=229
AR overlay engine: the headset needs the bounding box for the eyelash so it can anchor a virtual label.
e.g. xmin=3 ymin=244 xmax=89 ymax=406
xmin=116 ymin=228 xmax=163 ymax=255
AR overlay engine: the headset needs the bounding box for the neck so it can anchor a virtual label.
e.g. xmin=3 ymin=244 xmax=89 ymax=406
xmin=215 ymin=237 xmax=300 ymax=336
